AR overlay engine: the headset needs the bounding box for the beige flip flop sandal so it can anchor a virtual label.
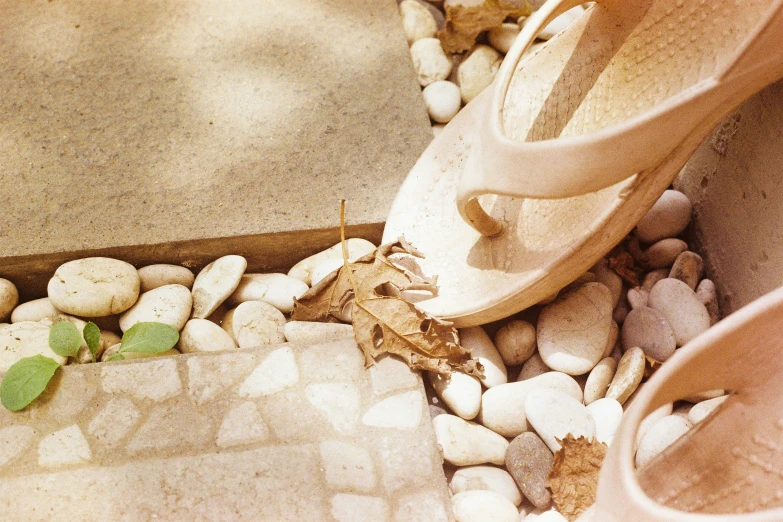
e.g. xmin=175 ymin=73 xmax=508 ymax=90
xmin=383 ymin=0 xmax=783 ymax=327
xmin=583 ymin=285 xmax=783 ymax=520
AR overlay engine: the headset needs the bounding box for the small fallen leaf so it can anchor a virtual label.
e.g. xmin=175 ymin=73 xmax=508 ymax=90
xmin=607 ymin=244 xmax=644 ymax=286
xmin=546 ymin=434 xmax=607 ymax=521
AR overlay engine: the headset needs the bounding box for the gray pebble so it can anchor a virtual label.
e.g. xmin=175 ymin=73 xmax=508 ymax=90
xmin=621 ymin=307 xmax=676 ymax=361
xmin=635 ymin=190 xmax=692 ymax=244
xmin=505 ymin=432 xmax=553 ymax=509
xmin=644 ymin=239 xmax=688 ymax=269
xmin=641 ymin=269 xmax=669 ymax=292
xmin=627 ymin=287 xmax=649 ymax=310
xmin=696 ymin=279 xmax=720 ymax=325
xmin=648 ymin=278 xmax=710 ymax=346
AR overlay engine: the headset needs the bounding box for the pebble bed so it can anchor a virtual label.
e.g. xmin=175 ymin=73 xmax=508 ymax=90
xmin=0 ymin=4 xmax=728 ymax=522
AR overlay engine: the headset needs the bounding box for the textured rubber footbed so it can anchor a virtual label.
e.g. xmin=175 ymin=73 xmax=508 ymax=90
xmin=382 ymin=0 xmax=773 ymax=326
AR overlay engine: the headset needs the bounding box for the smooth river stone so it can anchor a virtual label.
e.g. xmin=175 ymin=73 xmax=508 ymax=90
xmin=450 ymin=466 xmax=522 ymax=506
xmin=635 ymin=402 xmax=673 ymax=450
xmin=586 ymin=398 xmax=622 ymax=445
xmin=191 ymin=255 xmax=247 ymax=319
xmin=432 ymin=414 xmax=509 ymax=466
xmin=138 ymin=264 xmax=195 ymax=292
xmin=10 ymin=298 xmax=60 ymax=323
xmin=505 ymin=432 xmax=553 ymax=509
xmin=621 ymin=306 xmax=676 ymax=361
xmin=287 ymin=238 xmax=376 ymax=286
xmin=119 ymin=284 xmax=193 ymax=332
xmin=226 ymin=273 xmax=309 ymax=314
xmin=583 ymin=357 xmax=617 ymax=405
xmin=451 ymin=490 xmax=519 ymax=522
xmin=648 ymin=278 xmax=710 ymax=346
xmin=429 ymin=370 xmax=482 ymax=420
xmin=644 ymin=239 xmax=688 ymax=269
xmin=479 ymin=372 xmax=582 ymax=437
xmin=178 ymin=318 xmax=237 ymax=353
xmin=517 ymin=353 xmax=551 ymax=381
xmin=0 ymin=321 xmax=67 ymax=371
xmin=0 ymin=279 xmax=19 ymax=321
xmin=494 ymin=319 xmax=537 ymax=366
xmin=459 ymin=326 xmax=507 ymax=388
xmin=524 ymin=388 xmax=595 ymax=453
xmin=635 ymin=190 xmax=692 ymax=244
xmin=537 ymin=283 xmax=613 ymax=375
xmin=635 ymin=415 xmax=692 ymax=468
xmin=605 ymin=347 xmax=645 ymax=405
xmin=668 ymin=251 xmax=703 ymax=290
xmin=221 ymin=301 xmax=286 ymax=349
xmin=283 ymin=321 xmax=354 ymax=343
xmin=47 ymin=257 xmax=140 ymax=317
xmin=688 ymin=395 xmax=728 ymax=425
xmin=696 ymin=278 xmax=720 ymax=325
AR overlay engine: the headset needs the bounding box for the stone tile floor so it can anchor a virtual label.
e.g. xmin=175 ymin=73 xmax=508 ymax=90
xmin=0 ymin=338 xmax=453 ymax=521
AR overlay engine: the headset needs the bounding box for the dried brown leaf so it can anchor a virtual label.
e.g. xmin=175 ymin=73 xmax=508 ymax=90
xmin=546 ymin=435 xmax=607 ymax=521
xmin=607 ymin=244 xmax=644 ymax=286
xmin=438 ymin=0 xmax=532 ymax=53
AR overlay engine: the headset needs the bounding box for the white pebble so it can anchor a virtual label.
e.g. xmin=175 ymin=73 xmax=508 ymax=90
xmin=47 ymin=258 xmax=140 ymax=317
xmin=592 ymin=260 xmax=623 ymax=309
xmin=586 ymin=398 xmax=623 ymax=445
xmin=688 ymin=395 xmax=728 ymax=425
xmin=621 ymin=306 xmax=677 ymax=361
xmin=459 ymin=326 xmax=507 ymax=388
xmin=119 ymin=284 xmax=192 ymax=332
xmin=635 ymin=402 xmax=673 ymax=451
xmin=635 ymin=190 xmax=692 ymax=244
xmin=0 ymin=321 xmax=68 ymax=371
xmin=488 ymin=23 xmax=520 ymax=54
xmin=644 ymin=238 xmax=688 ymax=269
xmin=429 ymin=370 xmax=482 ymax=420
xmin=310 ymin=257 xmax=344 ymax=287
xmin=451 ymin=490 xmax=519 ymax=522
xmin=221 ymin=301 xmax=286 ymax=348
xmin=583 ymin=357 xmax=617 ymax=405
xmin=191 ymin=255 xmax=247 ymax=319
xmin=635 ymin=415 xmax=691 ymax=468
xmin=450 ymin=466 xmax=522 ymax=506
xmin=179 ymin=318 xmax=237 ymax=353
xmin=227 ymin=273 xmax=309 ymax=313
xmin=517 ymin=353 xmax=551 ymax=381
xmin=422 ymin=80 xmax=462 ymax=123
xmin=457 ymin=45 xmax=501 ymax=104
xmin=648 ymin=278 xmax=710 ymax=346
xmin=283 ymin=321 xmax=354 ymax=343
xmin=537 ymin=283 xmax=613 ymax=375
xmin=479 ymin=372 xmax=582 ymax=437
xmin=411 ymin=37 xmax=452 ymax=87
xmin=10 ymin=298 xmax=60 ymax=323
xmin=138 ymin=264 xmax=195 ymax=292
xmin=696 ymin=278 xmax=720 ymax=325
xmin=525 ymin=388 xmax=596 ymax=453
xmin=287 ymin=238 xmax=375 ymax=286
xmin=432 ymin=414 xmax=509 ymax=466
xmin=626 ymin=287 xmax=649 ymax=309
xmin=400 ymin=0 xmax=438 ymax=45
xmin=605 ymin=347 xmax=645 ymax=404
xmin=0 ymin=279 xmax=19 ymax=321
xmin=494 ymin=319 xmax=537 ymax=366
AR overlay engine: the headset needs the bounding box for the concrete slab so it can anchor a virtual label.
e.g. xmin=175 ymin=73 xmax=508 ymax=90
xmin=0 ymin=0 xmax=431 ymax=291
xmin=0 ymin=339 xmax=454 ymax=521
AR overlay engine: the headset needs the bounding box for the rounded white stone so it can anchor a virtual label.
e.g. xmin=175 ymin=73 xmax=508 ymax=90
xmin=644 ymin=238 xmax=688 ymax=269
xmin=138 ymin=264 xmax=195 ymax=292
xmin=432 ymin=414 xmax=509 ymax=466
xmin=524 ymin=388 xmax=596 ymax=452
xmin=635 ymin=190 xmax=692 ymax=244
xmin=688 ymin=395 xmax=728 ymax=425
xmin=605 ymin=347 xmax=645 ymax=405
xmin=179 ymin=318 xmax=237 ymax=353
xmin=451 ymin=490 xmax=519 ymax=522
xmin=191 ymin=255 xmax=247 ymax=319
xmin=621 ymin=306 xmax=677 ymax=362
xmin=400 ymin=0 xmax=438 ymax=44
xmin=457 ymin=45 xmax=501 ymax=103
xmin=10 ymin=298 xmax=60 ymax=323
xmin=459 ymin=326 xmax=507 ymax=388
xmin=221 ymin=301 xmax=286 ymax=348
xmin=583 ymin=357 xmax=617 ymax=405
xmin=47 ymin=257 xmax=140 ymax=317
xmin=602 ymin=320 xmax=619 ymax=359
xmin=534 ymin=511 xmax=569 ymax=522
xmin=537 ymin=283 xmax=613 ymax=375
xmin=119 ymin=284 xmax=192 ymax=332
xmin=517 ymin=353 xmax=551 ymax=381
xmin=494 ymin=319 xmax=537 ymax=366
xmin=287 ymin=238 xmax=376 ymax=286
xmin=648 ymin=278 xmax=710 ymax=346
xmin=283 ymin=321 xmax=354 ymax=343
xmin=479 ymin=372 xmax=582 ymax=437
xmin=635 ymin=415 xmax=692 ymax=468
xmin=626 ymin=287 xmax=649 ymax=310
xmin=592 ymin=260 xmax=623 ymax=309
xmin=422 ymin=80 xmax=461 ymax=123
xmin=450 ymin=466 xmax=522 ymax=506
xmin=635 ymin=402 xmax=673 ymax=450
xmin=411 ymin=37 xmax=452 ymax=87
xmin=586 ymin=398 xmax=623 ymax=445
xmin=227 ymin=273 xmax=309 ymax=313
xmin=538 ymin=5 xmax=585 ymax=39
xmin=696 ymin=278 xmax=720 ymax=325
xmin=429 ymin=370 xmax=482 ymax=420
xmin=0 ymin=279 xmax=19 ymax=321
xmin=488 ymin=22 xmax=520 ymax=53
xmin=0 ymin=321 xmax=67 ymax=371
xmin=310 ymin=257 xmax=344 ymax=287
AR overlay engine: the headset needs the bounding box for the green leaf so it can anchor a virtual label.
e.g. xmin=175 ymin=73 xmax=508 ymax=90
xmin=120 ymin=322 xmax=179 ymax=354
xmin=106 ymin=353 xmax=125 ymax=362
xmin=83 ymin=322 xmax=101 ymax=363
xmin=49 ymin=321 xmax=82 ymax=358
xmin=0 ymin=356 xmax=60 ymax=412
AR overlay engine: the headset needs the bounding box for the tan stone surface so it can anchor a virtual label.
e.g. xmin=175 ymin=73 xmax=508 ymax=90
xmin=675 ymin=79 xmax=783 ymax=314
xmin=0 ymin=339 xmax=453 ymax=520
xmin=0 ymin=0 xmax=431 ymax=299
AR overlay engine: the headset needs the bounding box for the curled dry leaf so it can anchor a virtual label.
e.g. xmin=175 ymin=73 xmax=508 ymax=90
xmin=546 ymin=434 xmax=607 ymax=521
xmin=607 ymin=244 xmax=644 ymax=286
xmin=292 ymin=238 xmax=483 ymax=378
